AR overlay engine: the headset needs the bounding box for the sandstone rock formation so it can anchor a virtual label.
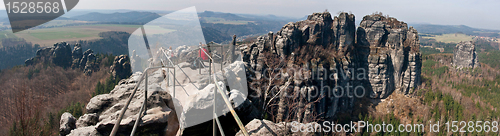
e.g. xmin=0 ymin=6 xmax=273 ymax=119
xmin=81 ymin=49 xmax=98 ymax=75
xmin=65 ymin=70 xmax=179 ymax=135
xmin=52 ymin=42 xmax=73 ymax=68
xmin=110 ymin=55 xmax=132 ymax=80
xmin=71 ymin=43 xmax=83 ymax=69
xmin=241 ymin=12 xmax=421 ymax=122
xmin=242 ymin=12 xmax=361 ymax=123
xmin=75 ymin=113 xmax=98 ymax=128
xmin=235 ymin=119 xmax=320 ymax=136
xmin=60 ymin=112 xmax=77 ymax=136
xmin=64 ymin=57 xmax=253 ymax=135
xmin=26 ymin=42 xmax=73 ymax=68
xmin=453 ymin=41 xmax=480 ymax=69
xmin=25 ymin=42 xmax=100 ymax=75
xmin=356 ymin=14 xmax=422 ymax=98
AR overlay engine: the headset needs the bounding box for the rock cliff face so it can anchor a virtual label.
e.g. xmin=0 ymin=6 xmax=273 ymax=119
xmin=356 ymin=14 xmax=422 ymax=98
xmin=453 ymin=41 xmax=480 ymax=69
xmin=242 ymin=12 xmax=421 ymax=122
xmin=243 ymin=12 xmax=359 ymax=122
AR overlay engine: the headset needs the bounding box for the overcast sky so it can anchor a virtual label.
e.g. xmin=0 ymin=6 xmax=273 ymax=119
xmin=26 ymin=0 xmax=500 ymax=29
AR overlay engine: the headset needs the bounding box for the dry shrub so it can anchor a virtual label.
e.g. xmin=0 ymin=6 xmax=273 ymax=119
xmin=0 ymin=62 xmax=111 ymax=135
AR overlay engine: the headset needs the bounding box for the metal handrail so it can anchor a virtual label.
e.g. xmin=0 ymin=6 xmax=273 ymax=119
xmin=162 ymin=49 xmax=198 ymax=85
xmin=111 ymin=45 xmax=248 ymax=136
xmin=213 ymin=75 xmax=249 ymax=136
xmin=199 ymin=45 xmax=249 ymax=136
xmin=110 ymin=65 xmax=174 ymax=136
xmin=111 ymin=50 xmax=178 ymax=136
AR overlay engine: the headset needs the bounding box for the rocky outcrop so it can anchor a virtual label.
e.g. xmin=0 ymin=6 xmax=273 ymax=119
xmin=243 ymin=12 xmax=359 ymax=122
xmin=65 ymin=70 xmax=179 ymax=135
xmin=52 ymin=42 xmax=73 ymax=68
xmin=241 ymin=12 xmax=421 ymax=122
xmin=81 ymin=49 xmax=98 ymax=75
xmin=110 ymin=55 xmax=132 ymax=80
xmin=75 ymin=113 xmax=98 ymax=128
xmin=25 ymin=42 xmax=100 ymax=75
xmin=235 ymin=119 xmax=320 ymax=136
xmin=453 ymin=41 xmax=480 ymax=69
xmin=64 ymin=55 xmax=253 ymax=135
xmin=26 ymin=42 xmax=72 ymax=67
xmin=60 ymin=112 xmax=77 ymax=136
xmin=71 ymin=43 xmax=83 ymax=69
xmin=67 ymin=126 xmax=101 ymax=136
xmin=356 ymin=14 xmax=422 ymax=97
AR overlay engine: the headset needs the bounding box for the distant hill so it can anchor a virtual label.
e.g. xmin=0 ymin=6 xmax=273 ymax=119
xmin=235 ymin=13 xmax=297 ymax=21
xmin=198 ymin=11 xmax=297 ymax=43
xmin=68 ymin=10 xmax=298 ymax=43
xmin=201 ymin=26 xmax=232 ymax=43
xmin=199 ymin=11 xmax=249 ymax=21
xmin=412 ymin=24 xmax=500 ymax=37
xmin=71 ymin=11 xmax=161 ymax=24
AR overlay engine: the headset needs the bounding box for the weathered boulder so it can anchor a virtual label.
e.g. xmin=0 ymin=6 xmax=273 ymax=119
xmin=173 ymin=45 xmax=191 ymax=58
xmin=453 ymin=41 xmax=480 ymax=69
xmin=60 ymin=112 xmax=77 ymax=136
xmin=75 ymin=113 xmax=98 ymax=128
xmin=110 ymin=55 xmax=132 ymax=80
xmin=173 ymin=45 xmax=197 ymax=62
xmin=235 ymin=119 xmax=320 ymax=136
xmin=68 ymin=126 xmax=101 ymax=136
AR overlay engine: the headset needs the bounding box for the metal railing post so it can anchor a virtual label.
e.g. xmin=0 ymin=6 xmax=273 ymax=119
xmin=213 ymin=80 xmax=216 ymax=136
xmin=213 ymin=75 xmax=249 ymax=136
xmin=198 ymin=45 xmax=248 ymax=136
xmin=167 ymin=67 xmax=170 ymax=86
xmin=131 ymin=71 xmax=148 ymax=135
xmin=110 ymin=66 xmax=173 ymax=136
xmin=173 ymin=68 xmax=176 ymax=98
xmin=110 ymin=72 xmax=146 ymax=136
xmin=220 ymin=44 xmax=224 ymax=71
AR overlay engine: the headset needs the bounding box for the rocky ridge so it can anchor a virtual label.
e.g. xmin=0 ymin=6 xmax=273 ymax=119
xmin=62 ymin=70 xmax=179 ymax=136
xmin=242 ymin=12 xmax=422 ymax=123
xmin=61 ymin=57 xmax=254 ymax=135
xmin=25 ymin=42 xmax=100 ymax=75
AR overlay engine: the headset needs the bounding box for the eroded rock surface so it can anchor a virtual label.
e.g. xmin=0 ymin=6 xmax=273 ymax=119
xmin=453 ymin=41 xmax=480 ymax=69
xmin=65 ymin=70 xmax=179 ymax=135
xmin=110 ymin=55 xmax=132 ymax=80
xmin=25 ymin=42 xmax=100 ymax=75
xmin=242 ymin=12 xmax=422 ymax=123
xmin=235 ymin=119 xmax=320 ymax=136
xmin=356 ymin=14 xmax=422 ymax=97
xmin=60 ymin=112 xmax=77 ymax=136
